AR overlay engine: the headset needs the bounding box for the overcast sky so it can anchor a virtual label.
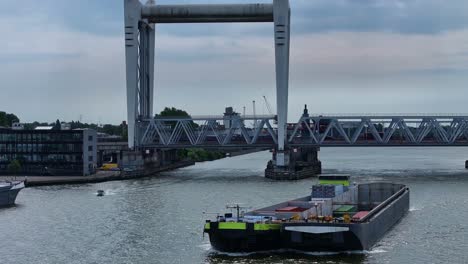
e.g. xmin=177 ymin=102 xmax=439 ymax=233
xmin=1 ymin=0 xmax=467 ymax=124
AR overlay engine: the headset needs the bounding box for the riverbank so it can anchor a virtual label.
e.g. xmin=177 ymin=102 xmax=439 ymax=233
xmin=0 ymin=160 xmax=194 ymax=187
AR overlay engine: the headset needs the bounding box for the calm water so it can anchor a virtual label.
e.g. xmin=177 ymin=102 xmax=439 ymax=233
xmin=1 ymin=148 xmax=468 ymax=264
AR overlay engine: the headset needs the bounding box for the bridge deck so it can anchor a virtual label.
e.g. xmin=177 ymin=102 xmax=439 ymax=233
xmin=135 ymin=115 xmax=468 ymax=149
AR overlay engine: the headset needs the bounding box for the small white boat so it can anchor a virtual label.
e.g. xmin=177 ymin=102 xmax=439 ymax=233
xmin=0 ymin=181 xmax=25 ymax=207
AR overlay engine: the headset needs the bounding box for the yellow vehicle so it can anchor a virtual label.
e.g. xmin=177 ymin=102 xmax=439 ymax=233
xmin=100 ymin=163 xmax=119 ymax=171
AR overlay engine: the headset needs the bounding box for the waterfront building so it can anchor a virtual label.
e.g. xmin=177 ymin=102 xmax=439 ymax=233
xmin=0 ymin=128 xmax=97 ymax=176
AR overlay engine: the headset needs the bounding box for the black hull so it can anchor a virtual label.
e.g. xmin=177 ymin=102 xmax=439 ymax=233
xmin=207 ymin=227 xmax=364 ymax=252
xmin=281 ymin=228 xmax=364 ymax=251
xmin=208 ymin=230 xmax=281 ymax=253
xmin=206 ymin=222 xmax=281 ymax=252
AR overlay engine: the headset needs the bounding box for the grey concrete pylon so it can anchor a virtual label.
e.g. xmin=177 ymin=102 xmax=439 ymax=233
xmin=273 ymin=0 xmax=290 ymax=166
xmin=124 ymin=0 xmax=155 ymax=148
xmin=123 ymin=0 xmax=141 ymax=149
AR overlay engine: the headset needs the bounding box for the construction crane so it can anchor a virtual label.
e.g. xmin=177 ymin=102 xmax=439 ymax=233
xmin=263 ymin=96 xmax=273 ymax=115
xmin=263 ymin=95 xmax=278 ymax=124
xmin=252 ymin=100 xmax=257 ymax=129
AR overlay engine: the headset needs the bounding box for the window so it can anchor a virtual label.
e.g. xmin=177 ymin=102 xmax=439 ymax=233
xmin=88 ymin=135 xmax=93 ymax=141
xmin=88 ymin=145 xmax=93 ymax=151
xmin=88 ymin=156 xmax=93 ymax=162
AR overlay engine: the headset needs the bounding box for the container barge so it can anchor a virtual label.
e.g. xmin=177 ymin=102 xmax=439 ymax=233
xmin=203 ymin=175 xmax=409 ymax=252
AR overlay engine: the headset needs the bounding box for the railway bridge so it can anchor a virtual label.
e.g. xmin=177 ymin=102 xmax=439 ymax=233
xmin=123 ymin=0 xmax=467 ymax=179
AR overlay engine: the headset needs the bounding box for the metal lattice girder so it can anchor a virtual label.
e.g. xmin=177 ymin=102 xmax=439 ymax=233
xmin=168 ymin=121 xmax=184 ymax=144
xmin=299 ymin=115 xmax=468 ymax=146
xmin=138 ymin=115 xmax=468 ymax=148
xmin=288 ymin=116 xmax=319 ymax=143
xmin=264 ymin=119 xmax=278 ymax=144
xmin=449 ymin=118 xmax=468 ymax=142
xmin=382 ymin=118 xmax=415 ymax=143
xmin=140 ymin=119 xmax=169 ymax=145
xmin=139 ymin=116 xmax=278 ymax=147
xmin=319 ymin=118 xmax=351 ymax=144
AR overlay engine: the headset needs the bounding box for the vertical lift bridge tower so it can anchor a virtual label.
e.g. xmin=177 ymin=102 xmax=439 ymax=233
xmin=124 ymin=0 xmax=291 ymax=167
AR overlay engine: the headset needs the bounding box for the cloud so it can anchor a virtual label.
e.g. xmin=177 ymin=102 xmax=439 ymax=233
xmin=154 ymin=0 xmax=468 ymax=36
xmin=152 ymin=28 xmax=468 ymax=118
xmin=152 ymin=29 xmax=468 ymax=79
xmin=291 ymin=30 xmax=468 ymax=79
xmin=0 ymin=14 xmax=126 ymax=123
xmin=5 ymin=0 xmax=465 ymax=39
xmin=292 ymin=0 xmax=468 ymax=34
xmin=0 ymin=0 xmax=468 ymax=124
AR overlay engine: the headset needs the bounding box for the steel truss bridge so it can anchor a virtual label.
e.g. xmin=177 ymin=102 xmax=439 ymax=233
xmin=124 ymin=1 xmax=468 ymax=168
xmin=138 ymin=115 xmax=468 ymax=148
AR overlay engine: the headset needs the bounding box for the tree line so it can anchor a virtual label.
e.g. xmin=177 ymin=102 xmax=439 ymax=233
xmin=0 ymin=107 xmax=193 ymax=140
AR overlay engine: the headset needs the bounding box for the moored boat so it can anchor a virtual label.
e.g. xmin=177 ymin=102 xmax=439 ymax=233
xmin=204 ymin=175 xmax=409 ymax=252
xmin=0 ymin=180 xmax=25 ymax=207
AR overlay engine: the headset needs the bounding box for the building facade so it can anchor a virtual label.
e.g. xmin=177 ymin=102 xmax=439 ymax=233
xmin=0 ymin=129 xmax=97 ymax=176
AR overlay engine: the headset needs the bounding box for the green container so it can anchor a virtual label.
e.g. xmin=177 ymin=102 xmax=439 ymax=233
xmin=333 ymin=205 xmax=356 ymax=217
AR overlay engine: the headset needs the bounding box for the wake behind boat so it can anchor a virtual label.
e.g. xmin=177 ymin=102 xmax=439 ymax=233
xmin=204 ymin=175 xmax=409 ymax=252
xmin=0 ymin=180 xmax=25 ymax=207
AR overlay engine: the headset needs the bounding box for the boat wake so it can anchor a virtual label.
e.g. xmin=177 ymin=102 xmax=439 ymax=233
xmin=103 ymin=190 xmax=118 ymax=196
xmin=204 ymin=247 xmax=384 ymax=257
xmin=198 ymin=243 xmax=212 ymax=251
xmin=368 ymin=247 xmax=388 ymax=254
xmin=95 ymin=189 xmax=123 ymax=196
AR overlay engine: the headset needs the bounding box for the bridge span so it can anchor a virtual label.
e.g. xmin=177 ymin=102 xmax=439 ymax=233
xmin=138 ymin=113 xmax=468 ymax=149
xmin=123 ymin=0 xmax=466 ymax=180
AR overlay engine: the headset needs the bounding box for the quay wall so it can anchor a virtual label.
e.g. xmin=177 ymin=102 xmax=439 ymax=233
xmin=0 ymin=160 xmax=194 ymax=187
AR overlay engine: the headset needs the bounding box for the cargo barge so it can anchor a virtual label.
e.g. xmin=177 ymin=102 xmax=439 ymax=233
xmin=204 ymin=175 xmax=409 ymax=252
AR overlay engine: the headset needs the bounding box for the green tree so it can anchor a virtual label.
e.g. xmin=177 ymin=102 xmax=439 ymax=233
xmin=53 ymin=119 xmax=61 ymax=130
xmin=157 ymin=107 xmax=198 ymax=128
xmin=0 ymin=111 xmax=19 ymax=127
xmin=8 ymin=160 xmax=21 ymax=176
xmin=158 ymin=107 xmax=190 ymax=118
xmin=120 ymin=122 xmax=128 ymax=140
xmin=102 ymin=124 xmax=117 ymax=135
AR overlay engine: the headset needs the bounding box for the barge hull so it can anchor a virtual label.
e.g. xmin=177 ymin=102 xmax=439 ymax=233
xmin=205 ymin=222 xmax=281 ymax=252
xmin=354 ymin=186 xmax=410 ymax=250
xmin=204 ymin=182 xmax=410 ymax=252
xmin=282 ymin=187 xmax=410 ymax=251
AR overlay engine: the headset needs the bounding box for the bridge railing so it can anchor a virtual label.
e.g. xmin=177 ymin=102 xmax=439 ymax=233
xmin=137 ymin=115 xmax=468 ymax=148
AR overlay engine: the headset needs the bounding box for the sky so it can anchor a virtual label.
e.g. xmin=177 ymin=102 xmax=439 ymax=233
xmin=0 ymin=0 xmax=468 ymax=124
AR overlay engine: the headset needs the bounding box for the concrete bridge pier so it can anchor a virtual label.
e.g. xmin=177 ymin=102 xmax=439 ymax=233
xmin=265 ymin=147 xmax=322 ymax=180
xmin=120 ymin=149 xmax=194 ymax=177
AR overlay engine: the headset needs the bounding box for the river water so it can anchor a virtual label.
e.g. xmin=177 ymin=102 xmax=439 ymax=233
xmin=1 ymin=148 xmax=468 ymax=264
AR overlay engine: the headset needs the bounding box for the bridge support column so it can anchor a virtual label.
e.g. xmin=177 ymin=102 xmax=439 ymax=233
xmin=273 ymin=0 xmax=290 ymax=167
xmin=265 ymin=147 xmax=321 ymax=180
xmin=124 ymin=0 xmax=156 ymax=149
